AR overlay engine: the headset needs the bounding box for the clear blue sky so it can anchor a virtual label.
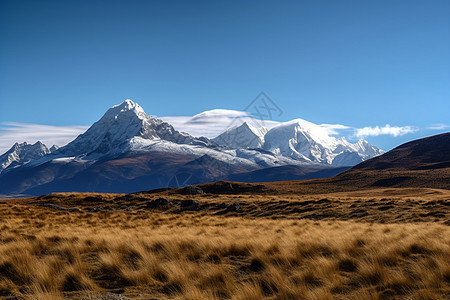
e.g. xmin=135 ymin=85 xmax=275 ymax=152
xmin=0 ymin=0 xmax=449 ymax=150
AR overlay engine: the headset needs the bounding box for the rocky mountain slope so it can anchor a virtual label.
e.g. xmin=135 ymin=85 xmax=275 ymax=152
xmin=0 ymin=141 xmax=55 ymax=174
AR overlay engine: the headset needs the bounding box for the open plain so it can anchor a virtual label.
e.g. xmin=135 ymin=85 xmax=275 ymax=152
xmin=0 ymin=182 xmax=449 ymax=299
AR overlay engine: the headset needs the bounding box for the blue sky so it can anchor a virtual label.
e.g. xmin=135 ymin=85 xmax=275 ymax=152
xmin=0 ymin=0 xmax=449 ymax=152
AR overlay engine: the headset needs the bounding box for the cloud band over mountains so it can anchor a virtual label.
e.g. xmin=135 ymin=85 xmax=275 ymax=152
xmin=0 ymin=109 xmax=431 ymax=154
xmin=0 ymin=122 xmax=89 ymax=154
xmin=160 ymin=109 xmax=281 ymax=138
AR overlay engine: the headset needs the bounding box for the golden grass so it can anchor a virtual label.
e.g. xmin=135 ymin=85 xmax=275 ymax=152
xmin=0 ymin=191 xmax=449 ymax=299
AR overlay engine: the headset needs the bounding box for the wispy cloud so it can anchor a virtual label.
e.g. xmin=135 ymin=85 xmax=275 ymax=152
xmin=426 ymin=123 xmax=450 ymax=130
xmin=0 ymin=122 xmax=88 ymax=154
xmin=319 ymin=124 xmax=352 ymax=135
xmin=354 ymin=124 xmax=418 ymax=138
xmin=160 ymin=109 xmax=281 ymax=138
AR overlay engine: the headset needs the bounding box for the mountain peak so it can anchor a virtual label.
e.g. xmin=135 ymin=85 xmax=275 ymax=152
xmin=55 ymin=100 xmax=204 ymax=157
xmin=12 ymin=142 xmax=27 ymax=149
xmin=113 ymin=99 xmax=142 ymax=111
xmin=212 ymin=121 xmax=267 ymax=149
xmin=240 ymin=121 xmax=251 ymax=129
xmin=11 ymin=141 xmax=46 ymax=150
xmin=0 ymin=141 xmax=50 ymax=174
xmin=56 ymin=99 xmax=151 ymax=156
xmin=239 ymin=121 xmax=267 ymax=135
xmin=105 ymin=99 xmax=146 ymax=120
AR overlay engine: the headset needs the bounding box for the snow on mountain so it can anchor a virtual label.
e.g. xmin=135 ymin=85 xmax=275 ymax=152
xmin=8 ymin=100 xmax=382 ymax=169
xmin=350 ymin=139 xmax=383 ymax=159
xmin=0 ymin=99 xmax=387 ymax=195
xmin=0 ymin=141 xmax=51 ymax=173
xmin=20 ymin=100 xmax=314 ymax=177
xmin=212 ymin=122 xmax=268 ymax=149
xmin=1 ymin=101 xmax=383 ymax=171
xmin=128 ymin=135 xmax=310 ymax=171
xmin=263 ymin=119 xmax=383 ymax=166
xmin=44 ymin=100 xmax=290 ymax=170
xmin=56 ymin=99 xmax=208 ymax=158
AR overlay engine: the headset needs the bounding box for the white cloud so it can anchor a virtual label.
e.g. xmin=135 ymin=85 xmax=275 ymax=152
xmin=319 ymin=124 xmax=352 ymax=135
xmin=160 ymin=109 xmax=281 ymax=138
xmin=0 ymin=122 xmax=88 ymax=154
xmin=427 ymin=123 xmax=450 ymax=130
xmin=354 ymin=124 xmax=417 ymax=138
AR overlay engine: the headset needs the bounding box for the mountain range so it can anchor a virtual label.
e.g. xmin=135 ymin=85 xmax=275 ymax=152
xmin=0 ymin=100 xmax=383 ymax=195
xmin=0 ymin=141 xmax=58 ymax=174
xmin=268 ymin=132 xmax=450 ymax=193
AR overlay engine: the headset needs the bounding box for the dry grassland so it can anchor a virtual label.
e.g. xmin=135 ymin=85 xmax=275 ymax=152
xmin=0 ymin=188 xmax=449 ymax=299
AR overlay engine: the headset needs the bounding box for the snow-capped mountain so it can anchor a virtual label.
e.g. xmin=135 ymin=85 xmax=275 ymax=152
xmin=210 ymin=118 xmax=383 ymax=166
xmin=0 ymin=141 xmax=52 ymax=174
xmin=50 ymin=100 xmax=305 ymax=170
xmin=0 ymin=99 xmax=383 ymax=195
xmin=56 ymin=100 xmax=208 ymax=157
xmin=212 ymin=122 xmax=268 ymax=149
xmin=263 ymin=119 xmax=383 ymax=166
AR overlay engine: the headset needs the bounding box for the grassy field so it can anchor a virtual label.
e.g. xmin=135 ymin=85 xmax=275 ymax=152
xmin=0 ymin=186 xmax=449 ymax=299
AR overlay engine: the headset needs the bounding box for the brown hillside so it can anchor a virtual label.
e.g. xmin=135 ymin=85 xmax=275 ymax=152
xmin=267 ymin=133 xmax=450 ymax=192
xmin=352 ymin=132 xmax=450 ymax=171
